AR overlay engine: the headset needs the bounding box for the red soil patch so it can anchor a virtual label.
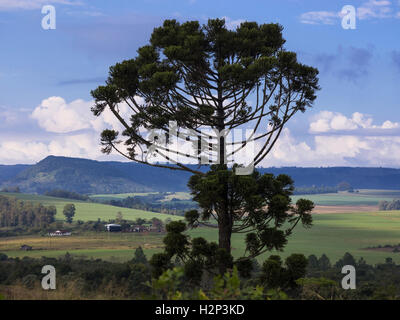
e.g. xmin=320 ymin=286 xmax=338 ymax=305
xmin=312 ymin=205 xmax=378 ymax=214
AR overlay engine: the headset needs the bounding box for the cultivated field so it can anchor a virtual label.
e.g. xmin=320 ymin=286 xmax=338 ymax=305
xmin=2 ymin=211 xmax=400 ymax=265
xmin=2 ymin=190 xmax=400 ymax=265
xmin=91 ymin=189 xmax=396 ymax=207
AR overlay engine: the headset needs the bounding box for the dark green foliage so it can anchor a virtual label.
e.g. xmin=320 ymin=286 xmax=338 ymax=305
xmin=149 ymin=222 xmax=234 ymax=285
xmin=235 ymin=259 xmax=255 ymax=279
xmin=149 ymin=253 xmax=173 ymax=278
xmin=187 ymin=166 xmax=313 ymax=259
xmin=45 ymin=189 xmax=89 ymax=201
xmin=2 ymin=252 xmax=400 ymax=299
xmin=318 ymin=254 xmax=331 ymax=271
xmin=132 ymin=246 xmax=148 ymax=265
xmin=0 ymin=195 xmax=56 ymax=228
xmin=63 ymin=204 xmax=76 ymax=223
xmin=303 ymin=253 xmax=400 ymax=300
xmin=285 ymin=254 xmax=308 ymax=288
xmin=91 ymin=18 xmax=319 ymax=175
xmin=307 ymin=254 xmax=319 ymax=269
xmin=88 ymin=17 xmax=321 ymax=284
xmin=163 ymin=221 xmax=189 ymax=258
xmin=127 ymin=262 xmax=151 ymax=296
xmin=335 ymin=252 xmax=356 ymax=268
xmin=260 ymin=254 xmax=307 ymax=290
xmin=151 ymin=166 xmax=314 ymax=281
xmin=293 ymin=186 xmax=338 ymax=195
xmin=260 ymin=255 xmax=285 ymax=289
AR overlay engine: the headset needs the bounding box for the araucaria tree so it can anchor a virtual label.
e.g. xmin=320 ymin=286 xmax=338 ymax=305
xmin=91 ymin=19 xmax=319 ymax=276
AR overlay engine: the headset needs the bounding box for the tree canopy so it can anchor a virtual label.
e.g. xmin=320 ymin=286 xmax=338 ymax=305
xmin=63 ymin=203 xmax=76 ymax=223
xmin=91 ymin=18 xmax=319 ymax=173
xmin=91 ymin=18 xmax=320 ymax=277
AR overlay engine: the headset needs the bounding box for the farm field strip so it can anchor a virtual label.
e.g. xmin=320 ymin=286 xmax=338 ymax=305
xmin=0 ymin=192 xmax=181 ymax=222
xmin=3 ymin=211 xmax=400 ymax=265
xmin=91 ymin=190 xmax=399 ymax=206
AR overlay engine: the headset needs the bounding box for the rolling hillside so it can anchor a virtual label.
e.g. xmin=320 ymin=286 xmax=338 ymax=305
xmin=2 ymin=155 xmax=400 ymax=194
xmin=0 ymin=192 xmax=181 ymax=222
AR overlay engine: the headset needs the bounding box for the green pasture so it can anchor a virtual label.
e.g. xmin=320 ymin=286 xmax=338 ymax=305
xmin=3 ymin=210 xmax=400 ymax=265
xmin=189 ymin=211 xmax=400 ymax=265
xmin=90 ymin=190 xmax=398 ymax=206
xmin=89 ymin=192 xmax=158 ymax=201
xmin=0 ymin=192 xmax=181 ymax=222
xmin=292 ymin=191 xmax=394 ymax=206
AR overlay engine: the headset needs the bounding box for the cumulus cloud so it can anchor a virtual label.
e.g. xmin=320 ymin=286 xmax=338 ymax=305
xmin=31 ymin=97 xmax=93 ymax=133
xmin=3 ymin=94 xmax=400 ymax=169
xmin=30 ymin=96 xmax=135 ymax=134
xmin=0 ymin=132 xmax=108 ymax=165
xmin=309 ymin=111 xmax=399 ymax=133
xmin=258 ymin=128 xmax=400 ymax=168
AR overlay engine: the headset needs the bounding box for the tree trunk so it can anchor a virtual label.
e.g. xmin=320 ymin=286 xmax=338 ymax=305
xmin=218 ymin=207 xmax=233 ymax=274
xmin=216 ymin=71 xmax=232 ymax=273
xmin=218 ymin=212 xmax=232 ymax=253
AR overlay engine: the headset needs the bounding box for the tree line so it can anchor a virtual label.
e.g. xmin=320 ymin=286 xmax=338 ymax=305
xmin=379 ymin=199 xmax=400 ymax=211
xmin=0 ymin=195 xmax=56 ymax=228
xmin=44 ymin=189 xmax=89 ymax=201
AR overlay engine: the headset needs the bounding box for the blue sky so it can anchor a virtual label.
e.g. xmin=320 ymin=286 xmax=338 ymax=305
xmin=0 ymin=0 xmax=399 ymax=167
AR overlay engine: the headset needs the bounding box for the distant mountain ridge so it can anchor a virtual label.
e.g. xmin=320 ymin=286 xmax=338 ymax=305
xmin=1 ymin=156 xmax=400 ymax=194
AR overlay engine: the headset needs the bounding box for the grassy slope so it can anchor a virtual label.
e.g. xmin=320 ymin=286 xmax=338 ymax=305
xmin=89 ymin=192 xmax=159 ymax=201
xmin=91 ymin=190 xmax=397 ymax=206
xmin=2 ymin=190 xmax=400 ymax=264
xmin=191 ymin=211 xmax=400 ymax=264
xmin=0 ymin=192 xmax=181 ymax=222
xmin=293 ymin=191 xmax=394 ymax=206
xmin=3 ymin=211 xmax=400 ymax=265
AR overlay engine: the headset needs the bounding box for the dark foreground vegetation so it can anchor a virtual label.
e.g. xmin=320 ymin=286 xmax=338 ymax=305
xmin=0 ymin=250 xmax=399 ymax=300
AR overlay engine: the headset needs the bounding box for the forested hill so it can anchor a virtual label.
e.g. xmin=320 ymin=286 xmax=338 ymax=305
xmin=260 ymin=167 xmax=400 ymax=190
xmin=0 ymin=156 xmax=193 ymax=194
xmin=1 ymin=156 xmax=400 ymax=194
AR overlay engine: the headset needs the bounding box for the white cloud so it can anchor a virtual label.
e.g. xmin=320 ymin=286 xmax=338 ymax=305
xmin=300 ymin=11 xmax=340 ymax=25
xmin=309 ymin=111 xmax=399 ymax=133
xmin=0 ymin=0 xmax=81 ymax=11
xmin=257 ymin=129 xmax=400 ymax=167
xmin=357 ymin=0 xmax=392 ymax=19
xmin=4 ymin=94 xmax=400 ymax=169
xmin=300 ymin=0 xmax=395 ymax=25
xmin=0 ymin=132 xmax=105 ymax=165
xmin=31 ymin=96 xmax=93 ymax=133
xmin=222 ymin=16 xmax=245 ymax=30
xmin=31 ymin=96 xmax=135 ymax=134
